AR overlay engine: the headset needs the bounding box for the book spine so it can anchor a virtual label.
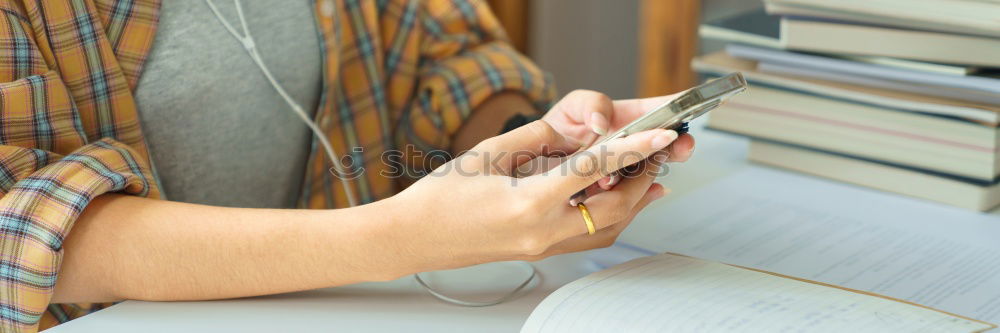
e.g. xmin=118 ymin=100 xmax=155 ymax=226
xmin=780 ymin=18 xmax=1000 ymax=67
xmin=747 ymin=140 xmax=999 ymax=211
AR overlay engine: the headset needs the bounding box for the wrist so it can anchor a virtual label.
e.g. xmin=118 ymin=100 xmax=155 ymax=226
xmin=368 ymin=192 xmax=498 ymax=279
xmin=309 ymin=200 xmax=405 ymax=282
xmin=345 ymin=195 xmax=447 ymax=281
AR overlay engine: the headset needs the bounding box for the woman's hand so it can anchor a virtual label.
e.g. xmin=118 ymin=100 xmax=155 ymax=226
xmin=542 ymin=90 xmax=696 ymax=155
xmin=53 ymin=117 xmax=678 ymax=304
xmin=540 ymin=90 xmax=696 ymax=189
xmin=385 ymin=120 xmax=678 ymax=275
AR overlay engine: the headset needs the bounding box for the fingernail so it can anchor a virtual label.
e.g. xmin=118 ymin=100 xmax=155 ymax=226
xmin=651 ymin=150 xmax=669 ymax=166
xmin=650 ymin=130 xmax=678 ymax=150
xmin=590 ymin=113 xmax=608 ymax=136
xmin=591 ymin=123 xmax=607 ymax=136
xmin=607 ymin=174 xmax=619 ymax=186
xmin=651 ymin=185 xmax=669 ymax=200
xmin=688 ymin=145 xmax=695 ymax=154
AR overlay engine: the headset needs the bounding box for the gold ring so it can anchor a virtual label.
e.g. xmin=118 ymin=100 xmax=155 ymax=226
xmin=577 ymin=203 xmax=596 ymax=235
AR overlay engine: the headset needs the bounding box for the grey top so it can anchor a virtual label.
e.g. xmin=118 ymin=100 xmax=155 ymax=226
xmin=135 ymin=0 xmax=320 ymax=208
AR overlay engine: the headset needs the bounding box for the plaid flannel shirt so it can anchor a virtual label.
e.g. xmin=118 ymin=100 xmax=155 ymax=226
xmin=0 ymin=0 xmax=555 ymax=330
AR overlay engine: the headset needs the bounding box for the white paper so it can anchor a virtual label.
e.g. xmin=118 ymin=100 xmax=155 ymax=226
xmin=522 ymin=253 xmax=991 ymax=333
xmin=622 ymin=166 xmax=1000 ymax=323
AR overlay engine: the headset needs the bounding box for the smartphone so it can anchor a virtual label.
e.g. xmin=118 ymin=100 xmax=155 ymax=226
xmin=596 ymin=72 xmax=747 ymax=145
xmin=569 ymin=72 xmax=747 ymax=205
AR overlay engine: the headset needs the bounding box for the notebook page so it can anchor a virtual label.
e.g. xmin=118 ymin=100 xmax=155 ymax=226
xmin=521 ymin=254 xmax=992 ymax=333
xmin=621 ymin=166 xmax=1000 ymax=323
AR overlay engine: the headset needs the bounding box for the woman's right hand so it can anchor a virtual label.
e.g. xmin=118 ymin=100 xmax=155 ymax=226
xmin=53 ymin=119 xmax=680 ymax=302
xmin=382 ymin=120 xmax=678 ymax=276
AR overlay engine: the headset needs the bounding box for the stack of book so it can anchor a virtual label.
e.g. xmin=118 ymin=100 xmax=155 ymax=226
xmin=695 ymin=0 xmax=1000 ymax=211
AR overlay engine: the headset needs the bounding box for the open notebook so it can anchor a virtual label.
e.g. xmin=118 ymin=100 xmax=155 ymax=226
xmin=522 ymin=253 xmax=995 ymax=332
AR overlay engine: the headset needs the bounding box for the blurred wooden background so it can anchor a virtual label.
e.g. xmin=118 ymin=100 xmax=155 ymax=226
xmin=637 ymin=0 xmax=699 ymax=97
xmin=486 ymin=0 xmax=531 ymax=53
xmin=487 ymin=0 xmax=700 ymax=97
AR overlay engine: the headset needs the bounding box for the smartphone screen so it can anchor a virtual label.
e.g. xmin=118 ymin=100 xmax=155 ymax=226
xmin=598 ymin=72 xmax=747 ymax=144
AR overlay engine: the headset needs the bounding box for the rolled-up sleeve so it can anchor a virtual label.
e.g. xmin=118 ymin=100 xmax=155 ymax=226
xmin=0 ymin=80 xmax=160 ymax=331
xmin=397 ymin=0 xmax=557 ymax=156
xmin=0 ymin=76 xmax=161 ymax=332
xmin=0 ymin=1 xmax=161 ymax=330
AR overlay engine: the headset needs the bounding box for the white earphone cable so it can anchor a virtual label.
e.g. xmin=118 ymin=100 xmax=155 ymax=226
xmin=203 ymin=0 xmax=537 ymax=306
xmin=413 ymin=262 xmax=538 ymax=307
xmin=204 ymin=0 xmax=357 ymax=207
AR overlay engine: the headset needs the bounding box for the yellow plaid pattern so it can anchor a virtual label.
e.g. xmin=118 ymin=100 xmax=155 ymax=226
xmin=0 ymin=0 xmax=553 ymax=331
xmin=303 ymin=0 xmax=554 ymax=207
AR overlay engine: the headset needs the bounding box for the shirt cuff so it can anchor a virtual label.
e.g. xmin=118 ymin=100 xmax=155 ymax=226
xmin=0 ymin=138 xmax=159 ymax=331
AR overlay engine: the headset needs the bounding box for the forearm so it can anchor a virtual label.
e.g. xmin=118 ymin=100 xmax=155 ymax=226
xmin=53 ymin=194 xmax=419 ymax=303
xmin=53 ymin=91 xmax=536 ymax=304
xmin=451 ymin=91 xmax=538 ymax=154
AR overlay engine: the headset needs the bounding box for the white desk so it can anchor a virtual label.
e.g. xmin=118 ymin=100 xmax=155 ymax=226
xmin=50 ymin=123 xmax=999 ymax=332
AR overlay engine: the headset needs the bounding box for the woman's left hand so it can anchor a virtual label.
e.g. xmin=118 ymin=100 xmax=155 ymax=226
xmin=539 ymin=90 xmax=697 ymax=188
